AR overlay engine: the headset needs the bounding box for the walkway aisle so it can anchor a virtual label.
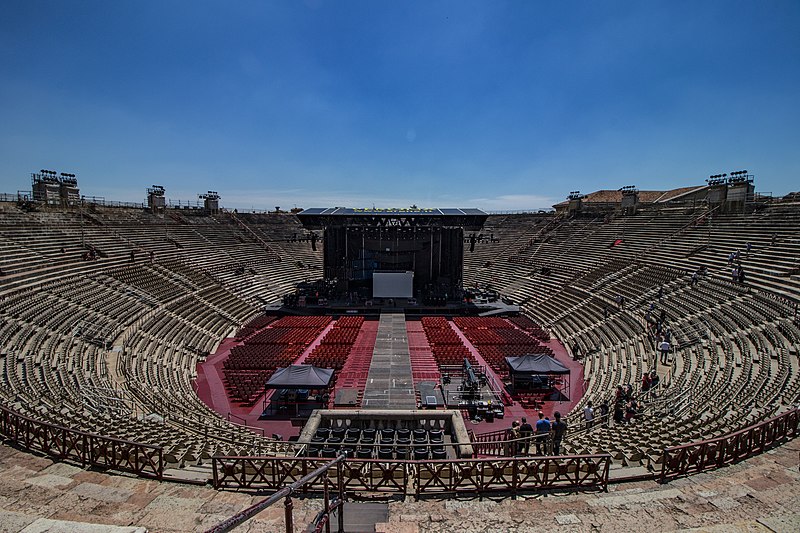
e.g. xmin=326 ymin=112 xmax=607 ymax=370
xmin=335 ymin=319 xmax=379 ymax=392
xmin=194 ymin=337 xmax=239 ymax=414
xmin=362 ymin=312 xmax=416 ymax=409
xmin=406 ymin=321 xmax=440 ymax=383
xmin=293 ymin=321 xmax=336 ymax=365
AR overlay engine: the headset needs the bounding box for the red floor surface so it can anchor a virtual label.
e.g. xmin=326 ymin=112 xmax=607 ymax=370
xmin=448 ymin=322 xmax=586 ymax=436
xmin=194 ymin=317 xmax=587 ymax=441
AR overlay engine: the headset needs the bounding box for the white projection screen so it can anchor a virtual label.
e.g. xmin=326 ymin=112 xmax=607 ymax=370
xmin=373 ymin=271 xmax=413 ymax=298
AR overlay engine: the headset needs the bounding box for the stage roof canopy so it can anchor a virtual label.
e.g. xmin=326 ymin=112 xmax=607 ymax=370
xmin=265 ymin=365 xmax=334 ymax=389
xmin=505 ymin=354 xmax=570 ymax=375
xmin=297 ymin=207 xmax=488 ymax=230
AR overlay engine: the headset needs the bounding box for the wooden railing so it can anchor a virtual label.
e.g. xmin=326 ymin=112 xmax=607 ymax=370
xmin=0 ymin=405 xmax=163 ymax=480
xmin=415 ymin=454 xmax=611 ymax=497
xmin=659 ymin=408 xmax=799 ymax=482
xmin=211 ymin=453 xmax=612 ymax=497
xmin=468 ymin=427 xmax=511 ymax=456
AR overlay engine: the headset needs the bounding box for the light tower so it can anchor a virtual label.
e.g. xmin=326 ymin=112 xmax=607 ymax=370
xmin=566 ymin=191 xmax=585 ymax=215
xmin=726 ymin=170 xmax=754 ymax=213
xmin=619 ymin=185 xmax=639 ymax=215
xmin=199 ymin=191 xmax=221 ymax=214
xmin=147 ymin=185 xmax=166 ymax=213
xmin=31 ymin=169 xmax=61 ymax=204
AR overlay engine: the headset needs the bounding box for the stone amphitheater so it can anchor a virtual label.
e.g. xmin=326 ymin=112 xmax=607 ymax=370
xmin=0 ymin=197 xmax=798 ymax=532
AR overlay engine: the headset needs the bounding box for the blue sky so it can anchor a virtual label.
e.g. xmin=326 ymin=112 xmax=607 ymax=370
xmin=1 ymin=1 xmax=798 ymax=211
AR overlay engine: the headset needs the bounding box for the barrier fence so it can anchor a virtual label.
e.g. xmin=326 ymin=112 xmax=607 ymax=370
xmin=0 ymin=405 xmax=163 ymax=480
xmin=206 ymin=454 xmax=347 ymax=533
xmin=211 ymin=453 xmax=612 ymax=497
xmin=468 ymin=427 xmax=510 ymax=455
xmin=1 ymin=401 xmax=796 ymax=496
xmin=659 ymin=407 xmax=799 ymax=482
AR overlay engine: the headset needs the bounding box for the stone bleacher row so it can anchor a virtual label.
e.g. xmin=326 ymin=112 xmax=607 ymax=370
xmin=465 ymin=206 xmax=800 ymax=471
xmin=0 ymin=202 xmax=324 ymax=471
xmin=1 ymin=199 xmax=799 ymax=477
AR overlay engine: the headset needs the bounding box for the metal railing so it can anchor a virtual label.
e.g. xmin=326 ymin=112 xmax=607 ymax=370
xmin=206 ymin=454 xmax=347 ymax=533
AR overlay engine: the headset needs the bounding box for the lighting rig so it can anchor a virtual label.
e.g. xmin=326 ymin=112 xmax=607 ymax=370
xmin=38 ymin=169 xmax=60 ymax=182
xmin=198 ymin=190 xmax=220 ymax=201
xmin=567 ymin=191 xmax=585 ymax=200
xmin=707 ymin=174 xmax=728 ymax=186
xmin=59 ymin=172 xmax=77 ymax=185
xmin=727 ymin=170 xmax=752 ymax=184
xmin=464 ymin=233 xmax=500 ymax=252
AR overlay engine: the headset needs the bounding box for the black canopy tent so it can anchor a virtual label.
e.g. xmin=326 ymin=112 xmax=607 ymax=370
xmin=505 ymin=354 xmax=570 ymax=400
xmin=266 ymin=365 xmax=334 ymax=389
xmin=262 ymin=365 xmax=334 ymax=417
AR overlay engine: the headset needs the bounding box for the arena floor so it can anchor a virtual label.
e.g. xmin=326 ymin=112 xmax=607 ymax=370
xmin=193 ymin=316 xmax=584 ymax=442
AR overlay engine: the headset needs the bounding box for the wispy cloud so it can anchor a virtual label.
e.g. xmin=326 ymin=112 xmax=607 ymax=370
xmin=465 ymin=194 xmax=557 ymax=211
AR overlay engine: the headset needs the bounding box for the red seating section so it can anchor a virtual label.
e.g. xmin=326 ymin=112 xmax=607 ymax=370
xmin=508 ymin=315 xmax=550 ymax=342
xmin=223 ymin=315 xmax=332 ymax=405
xmin=221 ymin=315 xmax=552 ymax=406
xmin=420 ymin=317 xmax=478 ymax=369
xmin=453 ymin=316 xmax=553 ymax=379
xmin=333 ymin=318 xmax=377 ymax=406
xmin=407 ymin=321 xmax=440 ymax=383
xmin=304 ymin=316 xmax=365 ymax=372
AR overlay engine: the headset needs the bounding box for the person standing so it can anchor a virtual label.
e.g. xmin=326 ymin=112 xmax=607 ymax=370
xmin=649 ymin=369 xmax=660 ymax=394
xmin=613 ymin=400 xmax=624 ymax=425
xmin=659 ymin=339 xmax=671 ymax=365
xmin=599 ymin=400 xmax=610 ymax=427
xmin=583 ymin=401 xmax=595 ymax=430
xmin=519 ymin=417 xmax=533 ymax=455
xmin=507 ymin=420 xmax=521 ymax=456
xmin=550 ymin=412 xmax=567 ymax=456
xmin=535 ymin=412 xmax=551 ymax=455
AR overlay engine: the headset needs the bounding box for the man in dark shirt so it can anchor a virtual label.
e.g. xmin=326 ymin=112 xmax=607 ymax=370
xmin=519 ymin=417 xmax=534 ymax=454
xmin=550 ymin=411 xmax=567 ymax=455
xmin=534 ymin=412 xmax=551 ymax=455
xmin=649 ymin=369 xmax=660 ymax=393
